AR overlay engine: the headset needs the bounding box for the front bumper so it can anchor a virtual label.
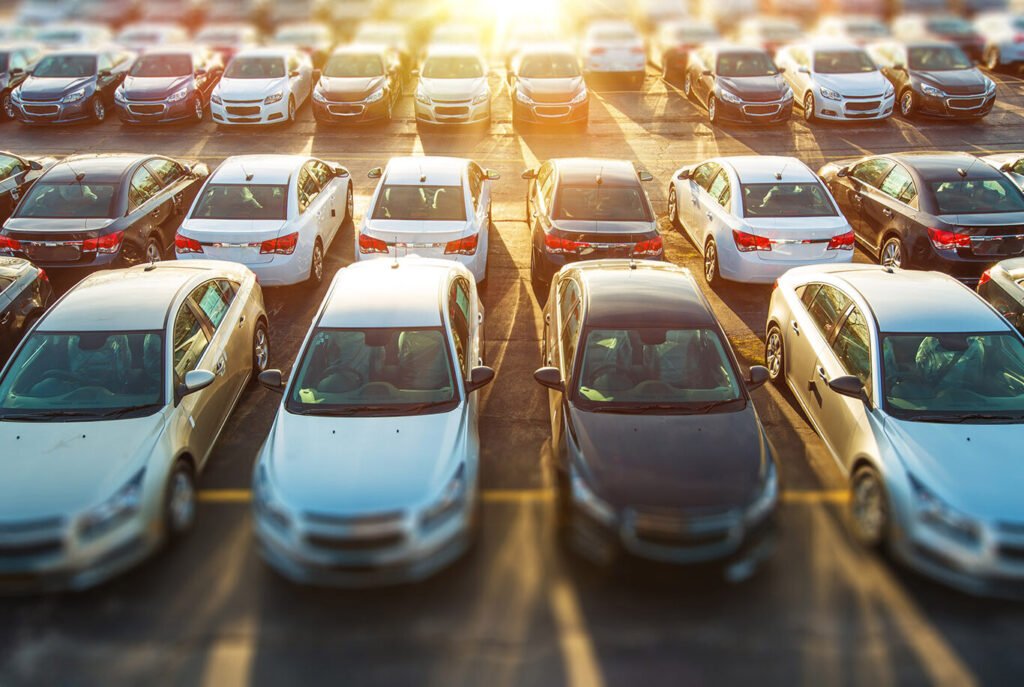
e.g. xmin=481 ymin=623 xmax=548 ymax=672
xmin=116 ymin=96 xmax=197 ymax=124
xmin=913 ymin=90 xmax=996 ymax=119
xmin=813 ymin=93 xmax=895 ymax=121
xmin=313 ymin=95 xmax=389 ymax=123
xmin=415 ymin=98 xmax=490 ymax=125
xmin=12 ymin=97 xmax=94 ymax=124
xmin=211 ymin=98 xmax=289 ymax=125
xmin=716 ymin=97 xmax=794 ymax=124
xmin=513 ymin=99 xmax=589 ymax=125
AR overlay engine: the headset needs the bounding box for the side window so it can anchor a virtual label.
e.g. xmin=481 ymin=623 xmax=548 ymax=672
xmin=448 ymin=279 xmax=471 ymax=373
xmin=806 ymin=285 xmax=852 ymax=342
xmin=468 ymin=164 xmax=484 ymax=209
xmin=715 ymin=176 xmax=732 ymax=209
xmin=537 ymin=164 xmax=555 ymax=210
xmin=831 ymin=307 xmax=872 ymax=393
xmin=146 ymin=158 xmax=185 ymax=188
xmin=707 ymin=171 xmax=729 ymax=203
xmin=800 ymin=283 xmax=822 ymax=308
xmin=172 ymin=304 xmax=210 ymax=383
xmin=692 ymin=162 xmax=719 ymax=191
xmin=309 ymin=161 xmax=333 ymax=188
xmin=558 ymin=279 xmax=582 ymax=376
xmin=1013 ymin=159 xmax=1024 ymax=177
xmin=129 ymin=166 xmax=161 ymax=209
xmin=97 ymin=53 xmax=113 ymax=72
xmin=0 ymin=154 xmax=25 ymax=178
xmin=9 ymin=52 xmax=27 ymax=71
xmin=189 ymin=281 xmax=235 ymax=330
xmin=851 ymin=158 xmax=895 ymax=187
xmin=296 ymin=167 xmax=320 ymax=214
xmin=878 ymin=165 xmax=918 ymax=206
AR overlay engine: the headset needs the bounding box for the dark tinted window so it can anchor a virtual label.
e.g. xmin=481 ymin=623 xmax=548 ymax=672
xmin=851 ymin=158 xmax=894 ymax=187
xmin=192 ymin=184 xmax=288 ymax=220
xmin=907 ymin=45 xmax=971 ymax=71
xmin=33 ymin=54 xmax=96 ymax=78
xmin=929 ymin=178 xmax=1024 ymax=215
xmin=518 ymin=53 xmax=579 ymax=78
xmin=421 ymin=56 xmax=483 ymax=79
xmin=190 ymin=281 xmax=234 ymax=329
xmin=814 ymin=49 xmax=876 ymax=74
xmin=832 ymin=307 xmax=872 ymax=392
xmin=130 ymin=54 xmax=192 ymax=77
xmin=742 ymin=183 xmax=837 ymax=217
xmin=146 ymin=159 xmax=186 ymax=187
xmin=449 ymin=279 xmax=471 ymax=373
xmin=554 ymin=185 xmax=652 ymax=222
xmin=806 ymin=285 xmax=851 ymax=341
xmin=878 ymin=165 xmax=918 ymax=205
xmin=129 ymin=166 xmax=161 ymax=208
xmin=692 ymin=162 xmax=719 ymax=191
xmin=372 ymin=185 xmax=466 ymax=221
xmin=716 ymin=51 xmax=776 ymax=77
xmin=0 ymin=154 xmax=24 ymax=179
xmin=16 ymin=183 xmax=116 ymax=219
xmin=173 ymin=305 xmax=209 ymax=382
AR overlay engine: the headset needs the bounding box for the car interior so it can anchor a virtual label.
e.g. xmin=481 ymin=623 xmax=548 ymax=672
xmin=373 ymin=184 xmax=466 ymax=222
xmin=194 ymin=184 xmax=287 ymax=220
xmin=18 ymin=182 xmax=116 ymax=219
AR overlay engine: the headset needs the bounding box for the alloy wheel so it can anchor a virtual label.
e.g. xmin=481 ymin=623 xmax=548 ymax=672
xmin=704 ymin=241 xmax=718 ymax=285
xmin=346 ymin=184 xmax=354 ymax=222
xmin=193 ymin=97 xmax=204 ymax=122
xmin=144 ymin=239 xmax=162 ymax=263
xmin=168 ymin=469 xmax=196 ymax=534
xmin=668 ymin=187 xmax=678 ymax=227
xmin=708 ymin=96 xmax=717 ymax=124
xmin=851 ymin=469 xmax=887 ymax=546
xmin=803 ymin=93 xmax=815 ymax=123
xmin=881 ymin=238 xmax=903 ymax=268
xmin=288 ymin=97 xmax=296 ymax=122
xmin=311 ymin=241 xmax=324 ymax=284
xmin=1 ymin=93 xmax=13 ymax=120
xmin=93 ymin=98 xmax=105 ymax=122
xmin=765 ymin=328 xmax=783 ymax=380
xmin=253 ymin=325 xmax=269 ymax=372
xmin=900 ymin=92 xmax=914 ymax=118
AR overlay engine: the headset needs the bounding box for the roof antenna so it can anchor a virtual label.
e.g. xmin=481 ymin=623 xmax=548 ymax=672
xmin=391 ymin=235 xmax=399 ymax=269
xmin=956 ymin=167 xmax=968 ymax=178
xmin=776 ymin=159 xmax=790 ymax=182
xmin=65 ymin=158 xmax=85 ymax=184
xmin=240 ymin=160 xmax=254 ymax=182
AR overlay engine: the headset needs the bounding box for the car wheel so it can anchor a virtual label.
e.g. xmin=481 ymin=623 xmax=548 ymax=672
xmin=193 ymin=96 xmax=204 ymax=122
xmin=880 ymin=235 xmax=905 ymax=269
xmin=252 ymin=320 xmax=270 ymax=374
xmin=707 ymin=95 xmax=718 ymax=124
xmin=765 ymin=324 xmax=785 ymax=385
xmin=143 ymin=236 xmax=163 ymax=263
xmin=986 ymin=47 xmax=1001 ymax=71
xmin=344 ymin=182 xmax=354 ymax=224
xmin=288 ymin=96 xmax=296 ymax=123
xmin=308 ymin=237 xmax=324 ymax=286
xmin=164 ymin=460 xmax=197 ymax=540
xmin=91 ymin=96 xmax=106 ymax=123
xmin=703 ymin=239 xmax=722 ymax=287
xmin=385 ymin=92 xmax=393 ymax=121
xmin=803 ymin=92 xmax=816 ymax=123
xmin=899 ymin=89 xmax=915 ymax=119
xmin=1 ymin=92 xmax=13 ymax=120
xmin=850 ymin=465 xmax=889 ymax=549
xmin=668 ymin=186 xmax=680 ymax=229
xmin=683 ymin=72 xmax=692 ymax=98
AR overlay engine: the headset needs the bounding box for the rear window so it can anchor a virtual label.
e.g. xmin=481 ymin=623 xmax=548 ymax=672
xmin=15 ymin=182 xmax=116 ymax=219
xmin=372 ymin=184 xmax=466 ymax=221
xmin=929 ymin=178 xmax=1024 ymax=215
xmin=741 ymin=183 xmax=837 ymax=217
xmin=554 ymin=185 xmax=653 ymax=222
xmin=191 ymin=184 xmax=288 ymax=220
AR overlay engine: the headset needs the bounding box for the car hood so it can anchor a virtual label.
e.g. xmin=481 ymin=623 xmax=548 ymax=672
xmin=317 ymin=75 xmax=385 ymax=100
xmin=216 ymin=76 xmax=289 ymax=100
xmin=0 ymin=412 xmax=166 ymax=519
xmin=569 ymin=404 xmax=767 ymax=510
xmin=915 ymin=68 xmax=987 ymax=96
xmin=884 ymin=417 xmax=1024 ymax=521
xmin=179 ymin=219 xmax=290 ymax=243
xmin=263 ymin=408 xmax=467 ymax=513
xmin=518 ymin=76 xmax=585 ymax=103
xmin=420 ymin=77 xmax=487 ymax=101
xmin=4 ymin=218 xmax=116 ymax=233
xmin=815 ymin=71 xmax=888 ymax=97
xmin=716 ymin=74 xmax=787 ymax=100
xmin=19 ymin=75 xmax=94 ymax=101
xmin=122 ymin=74 xmax=193 ymax=99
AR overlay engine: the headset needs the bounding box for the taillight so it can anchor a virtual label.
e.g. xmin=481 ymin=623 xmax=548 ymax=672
xmin=590 ymin=47 xmax=606 ymax=55
xmin=444 ymin=233 xmax=478 ymax=255
xmin=732 ymin=229 xmax=771 ymax=252
xmin=358 ymin=233 xmax=389 ymax=254
xmin=1015 ymin=33 xmax=1024 ymax=44
xmin=82 ymin=230 xmax=124 ymax=254
xmin=629 ymin=46 xmax=644 ymax=54
xmin=38 ymin=268 xmax=49 ymax=283
xmin=927 ymin=227 xmax=971 ymax=251
xmin=0 ymin=235 xmax=22 ymax=252
xmin=544 ymin=233 xmax=591 ymax=255
xmin=632 ymin=236 xmax=663 ymax=257
xmin=175 ymin=232 xmax=203 ymax=254
xmin=827 ymin=231 xmax=855 ymax=251
xmin=260 ymin=232 xmax=298 ymax=255
xmin=978 ymin=269 xmax=992 ymax=286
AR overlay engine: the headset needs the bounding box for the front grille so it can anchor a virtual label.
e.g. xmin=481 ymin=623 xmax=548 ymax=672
xmin=0 ymin=517 xmax=63 ymax=534
xmin=435 ymin=105 xmax=470 ymax=116
xmin=128 ymin=103 xmax=164 ymax=115
xmin=328 ymin=103 xmax=364 ymax=115
xmin=948 ymin=97 xmax=984 ymax=110
xmin=224 ymin=98 xmax=262 ymax=104
xmin=24 ymin=104 xmax=59 ymax=115
xmin=630 ymin=508 xmax=737 ymax=548
xmin=228 ymin=116 xmax=259 ymax=123
xmin=226 ymin=105 xmax=260 ymax=116
xmin=535 ymin=105 xmax=571 ymax=117
xmin=0 ymin=539 xmax=63 ymax=558
xmin=306 ymin=532 xmax=405 ymax=552
xmin=743 ymin=103 xmax=781 ymax=116
xmin=846 ymin=101 xmax=880 ymax=112
xmin=304 ymin=510 xmax=404 ymax=527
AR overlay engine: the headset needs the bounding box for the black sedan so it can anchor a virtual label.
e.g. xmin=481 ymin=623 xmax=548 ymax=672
xmin=509 ymin=45 xmax=589 ymax=131
xmin=0 ymin=151 xmax=55 ymax=224
xmin=10 ymin=49 xmax=133 ymax=125
xmin=869 ymin=41 xmax=996 ymax=119
xmin=820 ymin=152 xmax=1024 ymax=283
xmin=0 ymin=256 xmax=52 ymax=362
xmin=312 ymin=45 xmax=403 ymax=124
xmin=1 ymin=43 xmax=44 ymax=121
xmin=0 ymin=154 xmax=209 ymax=275
xmin=532 ymin=260 xmax=776 ymax=576
xmin=115 ymin=47 xmax=223 ymax=125
xmin=682 ymin=44 xmax=794 ymax=126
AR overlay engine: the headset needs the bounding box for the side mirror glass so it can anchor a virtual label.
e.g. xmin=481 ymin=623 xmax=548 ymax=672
xmin=367 ymin=166 xmax=383 ymax=179
xmin=98 ymin=69 xmax=112 ymax=78
xmin=29 ymin=159 xmax=43 ymax=171
xmin=702 ymin=69 xmax=712 ymax=76
xmin=827 ymin=375 xmax=869 ymax=403
xmin=335 ymin=165 xmax=350 ymax=178
xmin=176 ymin=368 xmax=215 ymax=403
xmin=289 ymin=69 xmax=300 ymax=77
xmin=521 ymin=168 xmax=537 ymax=180
xmin=746 ymin=365 xmax=769 ymax=391
xmin=485 ymin=169 xmax=501 ymax=181
xmin=1001 ymin=162 xmax=1014 ymax=173
xmin=533 ymin=366 xmax=564 ymax=391
xmin=465 ymin=365 xmax=495 ymax=394
xmin=258 ymin=369 xmax=286 ymax=392
xmin=677 ymin=169 xmax=691 ymax=180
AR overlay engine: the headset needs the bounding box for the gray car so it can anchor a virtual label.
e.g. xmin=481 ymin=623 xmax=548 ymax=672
xmin=766 ymin=263 xmax=1024 ymax=596
xmin=0 ymin=260 xmax=269 ymax=591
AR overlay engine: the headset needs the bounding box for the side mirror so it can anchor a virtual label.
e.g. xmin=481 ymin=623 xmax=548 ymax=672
xmin=521 ymin=168 xmax=537 ymax=180
xmin=702 ymin=69 xmax=712 ymax=76
xmin=9 ymin=67 xmax=24 ymax=76
xmin=1000 ymin=162 xmax=1014 ymax=173
xmin=29 ymin=159 xmax=43 ymax=171
xmin=893 ymin=62 xmax=906 ymax=71
xmin=176 ymin=368 xmax=215 ymax=403
xmin=638 ymin=171 xmax=654 ymax=182
xmin=334 ymin=165 xmax=350 ymax=178
xmin=827 ymin=375 xmax=869 ymax=403
xmin=533 ymin=366 xmax=564 ymax=391
xmin=465 ymin=365 xmax=495 ymax=393
xmin=485 ymin=169 xmax=501 ymax=181
xmin=836 ymin=166 xmax=849 ymax=178
xmin=98 ymin=69 xmax=112 ymax=78
xmin=411 ymin=68 xmax=420 ymax=77
xmin=258 ymin=369 xmax=285 ymax=392
xmin=676 ymin=168 xmax=691 ymax=180
xmin=367 ymin=166 xmax=383 ymax=179
xmin=798 ymin=66 xmax=809 ymax=74
xmin=746 ymin=365 xmax=769 ymax=391
xmin=289 ymin=69 xmax=300 ymax=77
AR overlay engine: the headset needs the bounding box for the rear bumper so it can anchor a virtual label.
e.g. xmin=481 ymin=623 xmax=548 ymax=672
xmin=717 ymin=245 xmax=852 ymax=284
xmin=177 ymin=249 xmax=312 ymax=287
xmin=356 ymin=249 xmax=487 ymax=283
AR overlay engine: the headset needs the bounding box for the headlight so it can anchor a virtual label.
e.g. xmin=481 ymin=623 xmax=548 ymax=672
xmin=744 ymin=461 xmax=778 ymax=525
xmin=910 ymin=475 xmax=980 ymax=545
xmin=264 ymin=91 xmax=284 ymax=105
xmin=167 ymin=86 xmax=189 ymax=102
xmin=415 ymin=90 xmax=430 ymax=105
xmin=62 ymin=88 xmax=86 ymax=103
xmin=211 ymin=93 xmax=222 ymax=105
xmin=312 ymin=87 xmax=328 ymax=103
xmin=114 ymin=87 xmax=126 ymax=102
xmin=920 ymin=82 xmax=945 ymax=98
xmin=472 ymin=91 xmax=489 ymax=105
xmin=11 ymin=88 xmax=22 ymax=102
xmin=818 ymin=86 xmax=842 ymax=101
xmin=515 ymin=88 xmax=534 ymax=105
xmin=884 ymin=83 xmax=895 ymax=98
xmin=985 ymin=78 xmax=996 ymax=95
xmin=571 ymin=469 xmax=616 ymax=526
xmin=253 ymin=464 xmax=291 ymax=532
xmin=420 ymin=464 xmax=466 ymax=530
xmin=569 ymin=88 xmax=588 ymax=105
xmin=781 ymin=87 xmax=794 ymax=101
xmin=364 ymin=87 xmax=385 ymax=103
xmin=718 ymin=88 xmax=743 ymax=105
xmin=78 ymin=469 xmax=145 ymax=539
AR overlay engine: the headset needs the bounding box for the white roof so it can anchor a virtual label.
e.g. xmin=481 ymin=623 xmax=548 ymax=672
xmin=232 ymin=46 xmax=293 ymax=59
xmin=211 ymin=155 xmax=308 ymax=185
xmin=423 ymin=44 xmax=484 ymax=60
xmin=319 ymin=259 xmax=456 ymax=329
xmin=383 ymin=157 xmax=467 ymax=187
xmin=720 ymin=156 xmax=817 ymax=184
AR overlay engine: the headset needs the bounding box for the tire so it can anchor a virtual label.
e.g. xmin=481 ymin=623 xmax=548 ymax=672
xmin=143 ymin=236 xmax=163 ymax=263
xmin=91 ymin=96 xmax=106 ymax=123
xmin=192 ymin=96 xmax=204 ymax=123
xmin=668 ymin=186 xmax=680 ymax=229
xmin=307 ymin=238 xmax=324 ymax=286
xmin=707 ymin=95 xmax=719 ymax=125
xmin=344 ymin=182 xmax=354 ymax=225
xmin=803 ymin=92 xmax=816 ymax=124
xmin=1 ymin=92 xmax=13 ymax=120
xmin=765 ymin=324 xmax=785 ymax=386
xmin=385 ymin=92 xmax=394 ymax=122
xmin=530 ymin=244 xmax=547 ymax=292
xmin=880 ymin=235 xmax=905 ymax=269
xmin=849 ymin=465 xmax=890 ymax=550
xmin=287 ymin=96 xmax=296 ymax=124
xmin=898 ymin=89 xmax=915 ymax=119
xmin=703 ymin=238 xmax=722 ymax=288
xmin=164 ymin=460 xmax=197 ymax=541
xmin=252 ymin=320 xmax=270 ymax=374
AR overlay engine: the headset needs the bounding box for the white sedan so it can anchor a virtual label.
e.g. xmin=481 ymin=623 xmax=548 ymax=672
xmin=211 ymin=47 xmax=314 ymax=126
xmin=176 ymin=155 xmax=353 ymax=287
xmin=776 ymin=42 xmax=895 ymax=123
xmin=356 ymin=156 xmax=498 ymax=284
xmin=668 ymin=155 xmax=855 ymax=288
xmin=580 ymin=20 xmax=646 ymax=86
xmin=253 ymin=258 xmax=494 ymax=587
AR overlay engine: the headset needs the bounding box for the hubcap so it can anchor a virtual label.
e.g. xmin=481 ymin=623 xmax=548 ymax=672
xmin=169 ymin=472 xmax=195 ymax=533
xmin=901 ymin=93 xmax=912 ymax=116
xmin=704 ymin=244 xmax=716 ymax=283
xmin=289 ymin=100 xmax=295 ymax=121
xmin=94 ymin=99 xmax=104 ymax=120
xmin=881 ymin=240 xmax=902 ymax=268
xmin=145 ymin=241 xmax=161 ymax=262
xmin=195 ymin=99 xmax=203 ymax=120
xmin=2 ymin=94 xmax=12 ymax=119
xmin=766 ymin=331 xmax=782 ymax=378
xmin=804 ymin=95 xmax=813 ymax=121
xmin=708 ymin=98 xmax=716 ymax=121
xmin=668 ymin=190 xmax=677 ymax=223
xmin=254 ymin=328 xmax=269 ymax=370
xmin=853 ymin=474 xmax=884 ymax=542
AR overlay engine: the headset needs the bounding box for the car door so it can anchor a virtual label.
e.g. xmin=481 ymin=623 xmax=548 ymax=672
xmin=189 ymin=279 xmax=248 ymax=404
xmin=296 ymin=165 xmax=325 ymax=249
xmin=865 ymin=163 xmax=919 ymax=254
xmin=698 ymin=168 xmax=732 ymax=251
xmin=170 ymin=297 xmax=222 ymax=463
xmin=125 ymin=163 xmax=167 ymax=261
xmin=841 ymin=158 xmax=895 ymax=239
xmin=788 ymin=283 xmax=854 ymax=426
xmin=309 ymin=160 xmax=341 ymax=246
xmin=695 ymin=48 xmax=714 ymax=101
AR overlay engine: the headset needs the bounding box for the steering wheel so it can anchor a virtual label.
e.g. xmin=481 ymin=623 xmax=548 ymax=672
xmin=321 ymin=364 xmax=366 ymax=388
xmin=588 ymin=364 xmax=636 ymax=388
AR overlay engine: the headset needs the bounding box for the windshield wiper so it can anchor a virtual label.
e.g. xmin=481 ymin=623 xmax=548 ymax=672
xmin=290 ymin=401 xmax=455 ymax=417
xmin=588 ymin=399 xmax=744 ymax=415
xmin=0 ymin=409 xmax=102 ymax=422
xmin=904 ymin=412 xmax=1024 ymax=424
xmin=93 ymin=404 xmax=163 ymax=419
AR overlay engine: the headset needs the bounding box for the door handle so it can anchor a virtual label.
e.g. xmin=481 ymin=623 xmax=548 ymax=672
xmin=705 ymin=211 xmax=713 ymax=220
xmin=237 ymin=315 xmax=246 ymax=328
xmin=791 ymin=320 xmax=799 ymax=335
xmin=215 ymin=355 xmax=226 ymax=376
xmin=331 ymin=209 xmax=336 ymax=217
xmin=816 ymin=366 xmax=828 ymax=384
xmin=882 ymin=208 xmax=894 ymax=218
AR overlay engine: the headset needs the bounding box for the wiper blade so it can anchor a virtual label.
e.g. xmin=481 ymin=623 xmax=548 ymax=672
xmin=588 ymin=400 xmax=743 ymax=414
xmin=93 ymin=404 xmax=163 ymax=419
xmin=905 ymin=413 xmax=1024 ymax=423
xmin=290 ymin=402 xmax=454 ymax=417
xmin=0 ymin=409 xmax=100 ymax=421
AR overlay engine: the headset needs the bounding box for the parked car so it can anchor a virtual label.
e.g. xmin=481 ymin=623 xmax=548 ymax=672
xmin=115 ymin=23 xmax=190 ymax=54
xmin=0 ymin=260 xmax=268 ymax=592
xmin=312 ymin=44 xmax=403 ymax=124
xmin=974 ymin=12 xmax=1024 ymax=70
xmin=115 ymin=47 xmax=224 ymax=125
xmin=509 ymin=44 xmax=590 ymax=131
xmin=176 ymin=155 xmax=352 ymax=287
xmin=0 ymin=256 xmax=52 ymax=361
xmin=776 ymin=42 xmax=895 ymax=123
xmin=353 ymin=21 xmax=411 ymax=72
xmin=819 ymin=152 xmax=1024 ymax=283
xmin=682 ymin=44 xmax=794 ymax=126
xmin=194 ymin=23 xmax=261 ymax=65
xmin=358 ymin=156 xmax=497 ymax=283
xmin=0 ymin=150 xmax=55 ymax=223
xmin=867 ymin=41 xmax=996 ymax=119
xmin=140 ymin=0 xmax=205 ymax=28
xmin=669 ymin=156 xmax=855 ymax=288
xmin=532 ymin=260 xmax=776 ymax=575
xmin=253 ymin=258 xmax=494 ymax=586
xmin=523 ymin=158 xmax=661 ymax=290
xmin=892 ymin=14 xmax=987 ymax=62
xmin=0 ymin=154 xmax=209 ymax=274
xmin=1 ymin=43 xmax=44 ymax=121
xmin=34 ymin=23 xmax=114 ymax=49
xmin=648 ymin=19 xmax=720 ymax=82
xmin=766 ymin=263 xmax=1024 ymax=596
xmin=978 ymin=258 xmax=1024 ymax=334
xmin=271 ymin=22 xmax=334 ymax=70
xmin=579 ymin=20 xmax=646 ymax=87
xmin=210 ymin=47 xmax=314 ymax=126
xmin=70 ymin=0 xmax=142 ymax=29
xmin=16 ymin=0 xmax=78 ymax=26
xmin=734 ymin=16 xmax=802 ymax=55
xmin=9 ymin=48 xmax=133 ymax=125
xmin=982 ymin=152 xmax=1024 ymax=191
xmin=414 ymin=46 xmax=491 ymax=129
xmin=813 ymin=15 xmax=891 ymax=45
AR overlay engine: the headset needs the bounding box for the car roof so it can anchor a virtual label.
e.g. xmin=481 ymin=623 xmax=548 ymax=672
xmin=38 ymin=261 xmax=249 ymax=332
xmin=886 ymin=152 xmax=1002 ymax=181
xmin=552 ymin=158 xmax=639 ymax=188
xmin=573 ymin=261 xmax=717 ymax=329
xmin=42 ymin=154 xmax=147 ymax=182
xmin=384 ymin=156 xmax=467 ymax=186
xmin=707 ymin=42 xmax=769 ymax=56
xmin=423 ymin=45 xmax=483 ymax=59
xmin=719 ymin=156 xmax=816 ymax=183
xmin=211 ymin=155 xmax=308 ymax=185
xmin=319 ymin=259 xmax=453 ymax=328
xmin=233 ymin=46 xmax=292 ymax=59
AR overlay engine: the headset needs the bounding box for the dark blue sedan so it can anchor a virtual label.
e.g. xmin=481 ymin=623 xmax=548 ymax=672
xmin=10 ymin=48 xmax=132 ymax=125
xmin=115 ymin=47 xmax=223 ymax=125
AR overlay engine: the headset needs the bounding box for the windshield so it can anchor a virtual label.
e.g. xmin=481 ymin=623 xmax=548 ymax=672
xmin=847 ymin=21 xmax=887 ymax=38
xmin=573 ymin=327 xmax=744 ymax=412
xmin=191 ymin=184 xmax=287 ymax=221
xmin=0 ymin=331 xmax=164 ymax=420
xmin=421 ymin=56 xmax=482 ymax=79
xmin=225 ymin=56 xmax=285 ymax=79
xmin=928 ymin=19 xmax=973 ymax=36
xmin=16 ymin=182 xmax=116 ymax=219
xmin=929 ymin=178 xmax=1024 ymax=215
xmin=742 ymin=183 xmax=837 ymax=217
xmin=908 ymin=46 xmax=972 ymax=71
xmin=814 ymin=50 xmax=876 ymax=74
xmin=716 ymin=51 xmax=777 ymax=77
xmin=323 ymin=53 xmax=383 ymax=78
xmin=372 ymin=184 xmax=466 ymax=221
xmin=519 ymin=53 xmax=579 ymax=78
xmin=32 ymin=54 xmax=96 ymax=78
xmin=555 ymin=186 xmax=652 ymax=222
xmin=883 ymin=333 xmax=1024 ymax=421
xmin=286 ymin=328 xmax=458 ymax=416
xmin=130 ymin=54 xmax=192 ymax=77
xmin=591 ymin=30 xmax=638 ymax=42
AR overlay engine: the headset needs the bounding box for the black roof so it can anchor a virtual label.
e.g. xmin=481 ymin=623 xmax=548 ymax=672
xmin=579 ymin=264 xmax=718 ymax=329
xmin=42 ymin=155 xmax=147 ymax=183
xmin=554 ymin=158 xmax=640 ymax=189
xmin=890 ymin=152 xmax=1002 ymax=182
